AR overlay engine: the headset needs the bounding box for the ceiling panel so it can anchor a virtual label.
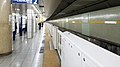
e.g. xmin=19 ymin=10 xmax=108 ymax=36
xmin=41 ymin=0 xmax=120 ymax=20
xmin=43 ymin=0 xmax=62 ymax=18
xmin=51 ymin=0 xmax=103 ymax=19
xmin=61 ymin=1 xmax=95 ymax=13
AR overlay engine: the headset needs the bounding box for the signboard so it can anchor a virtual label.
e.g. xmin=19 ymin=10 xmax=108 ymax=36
xmin=12 ymin=0 xmax=39 ymax=4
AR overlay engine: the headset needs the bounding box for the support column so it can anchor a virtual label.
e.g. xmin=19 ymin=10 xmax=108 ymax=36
xmin=27 ymin=5 xmax=33 ymax=38
xmin=19 ymin=4 xmax=22 ymax=36
xmin=0 ymin=0 xmax=12 ymax=54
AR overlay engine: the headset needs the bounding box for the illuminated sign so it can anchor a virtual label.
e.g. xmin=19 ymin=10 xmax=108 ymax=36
xmin=12 ymin=0 xmax=39 ymax=4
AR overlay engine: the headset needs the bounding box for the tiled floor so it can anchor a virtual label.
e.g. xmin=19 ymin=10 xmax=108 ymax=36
xmin=0 ymin=30 xmax=43 ymax=67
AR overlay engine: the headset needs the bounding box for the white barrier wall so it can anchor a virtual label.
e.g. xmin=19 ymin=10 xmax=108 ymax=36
xmin=46 ymin=23 xmax=58 ymax=49
xmin=46 ymin=23 xmax=120 ymax=67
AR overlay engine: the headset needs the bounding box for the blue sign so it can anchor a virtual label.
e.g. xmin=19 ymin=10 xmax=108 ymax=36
xmin=12 ymin=0 xmax=39 ymax=4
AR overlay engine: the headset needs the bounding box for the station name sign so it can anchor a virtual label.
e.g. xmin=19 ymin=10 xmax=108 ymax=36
xmin=12 ymin=0 xmax=39 ymax=4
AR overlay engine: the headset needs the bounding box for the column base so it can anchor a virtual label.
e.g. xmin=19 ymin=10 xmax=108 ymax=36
xmin=0 ymin=51 xmax=12 ymax=56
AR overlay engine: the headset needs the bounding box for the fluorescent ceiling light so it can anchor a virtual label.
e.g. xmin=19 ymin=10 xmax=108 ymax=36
xmin=72 ymin=21 xmax=75 ymax=23
xmin=105 ymin=21 xmax=117 ymax=24
xmin=16 ymin=8 xmax=20 ymax=11
xmin=31 ymin=5 xmax=40 ymax=14
xmin=66 ymin=18 xmax=68 ymax=22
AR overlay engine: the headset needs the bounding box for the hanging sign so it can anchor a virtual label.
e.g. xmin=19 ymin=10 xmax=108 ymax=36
xmin=12 ymin=0 xmax=39 ymax=4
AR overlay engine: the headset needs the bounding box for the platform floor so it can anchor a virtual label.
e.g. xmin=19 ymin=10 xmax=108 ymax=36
xmin=0 ymin=31 xmax=43 ymax=67
xmin=42 ymin=26 xmax=60 ymax=67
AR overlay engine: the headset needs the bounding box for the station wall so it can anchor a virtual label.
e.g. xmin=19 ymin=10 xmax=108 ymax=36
xmin=50 ymin=6 xmax=120 ymax=45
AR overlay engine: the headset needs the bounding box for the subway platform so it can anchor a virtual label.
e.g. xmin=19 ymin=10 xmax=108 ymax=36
xmin=0 ymin=25 xmax=60 ymax=67
xmin=0 ymin=30 xmax=43 ymax=67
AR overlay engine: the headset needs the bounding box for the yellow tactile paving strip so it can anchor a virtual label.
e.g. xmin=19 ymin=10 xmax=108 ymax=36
xmin=42 ymin=26 xmax=60 ymax=67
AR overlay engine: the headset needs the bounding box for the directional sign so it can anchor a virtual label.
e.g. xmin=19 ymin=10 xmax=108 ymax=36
xmin=12 ymin=0 xmax=39 ymax=4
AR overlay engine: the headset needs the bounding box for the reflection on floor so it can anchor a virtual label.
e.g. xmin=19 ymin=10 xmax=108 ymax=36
xmin=0 ymin=31 xmax=43 ymax=67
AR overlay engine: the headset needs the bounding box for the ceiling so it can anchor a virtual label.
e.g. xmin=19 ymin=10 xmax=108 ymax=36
xmin=41 ymin=0 xmax=120 ymax=21
xmin=11 ymin=0 xmax=120 ymax=21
